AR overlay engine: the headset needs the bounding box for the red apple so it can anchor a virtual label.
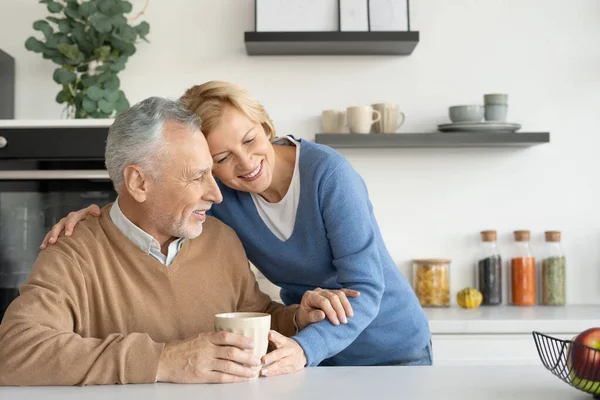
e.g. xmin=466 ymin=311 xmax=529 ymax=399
xmin=570 ymin=328 xmax=600 ymax=381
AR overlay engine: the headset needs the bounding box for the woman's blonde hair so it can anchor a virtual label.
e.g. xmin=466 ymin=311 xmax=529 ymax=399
xmin=179 ymin=81 xmax=275 ymax=140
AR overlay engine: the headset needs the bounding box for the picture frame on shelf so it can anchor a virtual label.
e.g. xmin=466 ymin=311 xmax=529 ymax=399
xmin=369 ymin=0 xmax=410 ymax=31
xmin=339 ymin=0 xmax=369 ymax=31
xmin=255 ymin=0 xmax=338 ymax=32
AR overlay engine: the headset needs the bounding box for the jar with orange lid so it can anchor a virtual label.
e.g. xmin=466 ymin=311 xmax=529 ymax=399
xmin=510 ymin=230 xmax=536 ymax=306
xmin=413 ymin=259 xmax=451 ymax=307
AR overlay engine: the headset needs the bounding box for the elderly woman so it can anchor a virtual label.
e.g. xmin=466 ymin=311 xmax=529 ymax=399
xmin=40 ymin=81 xmax=432 ymax=375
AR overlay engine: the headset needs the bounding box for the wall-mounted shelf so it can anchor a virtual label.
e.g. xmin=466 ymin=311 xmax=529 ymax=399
xmin=314 ymin=132 xmax=550 ymax=148
xmin=244 ymin=31 xmax=419 ymax=55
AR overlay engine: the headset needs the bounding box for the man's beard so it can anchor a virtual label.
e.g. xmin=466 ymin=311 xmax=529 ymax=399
xmin=152 ymin=208 xmax=204 ymax=240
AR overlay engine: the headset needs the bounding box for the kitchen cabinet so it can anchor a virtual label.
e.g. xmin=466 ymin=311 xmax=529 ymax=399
xmin=0 ymin=49 xmax=15 ymax=119
xmin=428 ymin=305 xmax=600 ymax=366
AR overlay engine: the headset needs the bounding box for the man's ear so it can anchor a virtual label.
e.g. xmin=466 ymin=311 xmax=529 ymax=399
xmin=123 ymin=165 xmax=151 ymax=202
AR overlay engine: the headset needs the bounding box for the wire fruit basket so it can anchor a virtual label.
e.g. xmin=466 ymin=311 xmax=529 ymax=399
xmin=533 ymin=331 xmax=600 ymax=399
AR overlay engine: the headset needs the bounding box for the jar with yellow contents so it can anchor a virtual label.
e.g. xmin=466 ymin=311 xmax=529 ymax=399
xmin=412 ymin=259 xmax=451 ymax=307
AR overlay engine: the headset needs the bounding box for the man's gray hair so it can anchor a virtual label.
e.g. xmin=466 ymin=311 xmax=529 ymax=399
xmin=105 ymin=96 xmax=202 ymax=193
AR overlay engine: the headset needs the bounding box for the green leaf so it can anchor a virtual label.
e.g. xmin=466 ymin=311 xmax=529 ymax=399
xmin=57 ymin=43 xmax=80 ymax=60
xmin=104 ymin=75 xmax=120 ymax=91
xmin=98 ymin=0 xmax=117 ymax=15
xmin=78 ymin=2 xmax=97 ymax=17
xmin=119 ymin=25 xmax=136 ymax=42
xmin=64 ymin=4 xmax=80 ymax=20
xmin=110 ymin=35 xmax=136 ymax=56
xmin=46 ymin=17 xmax=62 ymax=24
xmin=82 ymin=97 xmax=97 ymax=113
xmin=87 ymin=86 xmax=105 ymax=101
xmin=96 ymin=71 xmax=112 ymax=84
xmin=71 ymin=24 xmax=94 ymax=54
xmin=108 ymin=48 xmax=120 ymax=61
xmin=47 ymin=1 xmax=63 ymax=13
xmin=94 ymin=45 xmax=111 ymax=61
xmin=91 ymin=13 xmax=113 ymax=33
xmin=46 ymin=33 xmax=71 ymax=49
xmin=81 ymin=74 xmax=97 ymax=87
xmin=96 ymin=64 xmax=111 ymax=72
xmin=58 ymin=20 xmax=71 ymax=33
xmin=98 ymin=99 xmax=114 ymax=114
xmin=120 ymin=1 xmax=133 ymax=13
xmin=104 ymin=89 xmax=119 ymax=103
xmin=134 ymin=21 xmax=150 ymax=38
xmin=114 ymin=91 xmax=130 ymax=114
xmin=111 ymin=15 xmax=127 ymax=28
xmin=55 ymin=89 xmax=71 ymax=104
xmin=25 ymin=37 xmax=46 ymax=53
xmin=74 ymin=91 xmax=85 ymax=107
xmin=109 ymin=56 xmax=127 ymax=72
xmin=42 ymin=48 xmax=61 ymax=59
xmin=64 ymin=53 xmax=85 ymax=66
xmin=50 ymin=54 xmax=68 ymax=65
xmin=52 ymin=68 xmax=77 ymax=85
xmin=33 ymin=20 xmax=53 ymax=40
xmin=88 ymin=30 xmax=103 ymax=48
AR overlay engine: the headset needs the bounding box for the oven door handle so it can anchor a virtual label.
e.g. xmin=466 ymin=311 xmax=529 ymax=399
xmin=0 ymin=170 xmax=110 ymax=180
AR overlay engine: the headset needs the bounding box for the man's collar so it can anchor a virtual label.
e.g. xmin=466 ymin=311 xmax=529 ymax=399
xmin=109 ymin=197 xmax=175 ymax=255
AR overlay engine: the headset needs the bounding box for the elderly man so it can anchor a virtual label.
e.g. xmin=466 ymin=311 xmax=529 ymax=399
xmin=0 ymin=97 xmax=352 ymax=386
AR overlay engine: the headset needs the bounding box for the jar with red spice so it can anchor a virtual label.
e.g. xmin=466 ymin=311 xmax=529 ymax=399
xmin=510 ymin=230 xmax=536 ymax=306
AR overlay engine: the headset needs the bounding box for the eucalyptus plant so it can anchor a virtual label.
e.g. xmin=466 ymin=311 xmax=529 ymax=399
xmin=25 ymin=0 xmax=150 ymax=118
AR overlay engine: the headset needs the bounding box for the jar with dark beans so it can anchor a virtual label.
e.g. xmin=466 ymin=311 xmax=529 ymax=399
xmin=476 ymin=230 xmax=502 ymax=305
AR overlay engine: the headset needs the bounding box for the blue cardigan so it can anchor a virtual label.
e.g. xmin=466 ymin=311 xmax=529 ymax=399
xmin=210 ymin=137 xmax=430 ymax=366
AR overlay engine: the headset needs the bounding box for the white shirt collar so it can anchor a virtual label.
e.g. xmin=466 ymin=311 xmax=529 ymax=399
xmin=109 ymin=198 xmax=184 ymax=266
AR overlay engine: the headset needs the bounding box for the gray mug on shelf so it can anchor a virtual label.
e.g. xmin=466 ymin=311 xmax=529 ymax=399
xmin=484 ymin=93 xmax=508 ymax=122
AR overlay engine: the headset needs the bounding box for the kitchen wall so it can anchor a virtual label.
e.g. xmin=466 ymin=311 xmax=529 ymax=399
xmin=1 ymin=0 xmax=599 ymax=304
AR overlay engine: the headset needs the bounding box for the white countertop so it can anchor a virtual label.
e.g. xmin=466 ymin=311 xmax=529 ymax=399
xmin=426 ymin=305 xmax=600 ymax=334
xmin=0 ymin=366 xmax=587 ymax=400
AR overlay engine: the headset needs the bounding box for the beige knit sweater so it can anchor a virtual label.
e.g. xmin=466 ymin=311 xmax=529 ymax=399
xmin=0 ymin=206 xmax=297 ymax=386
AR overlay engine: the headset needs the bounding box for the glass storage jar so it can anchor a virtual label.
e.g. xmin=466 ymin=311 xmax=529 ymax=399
xmin=413 ymin=259 xmax=451 ymax=307
xmin=510 ymin=230 xmax=536 ymax=306
xmin=541 ymin=231 xmax=566 ymax=306
xmin=476 ymin=230 xmax=502 ymax=305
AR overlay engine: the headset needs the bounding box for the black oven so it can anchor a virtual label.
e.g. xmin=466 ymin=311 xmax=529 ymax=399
xmin=0 ymin=123 xmax=116 ymax=321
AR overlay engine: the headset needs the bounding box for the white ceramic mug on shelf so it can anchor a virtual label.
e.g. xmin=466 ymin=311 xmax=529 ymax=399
xmin=321 ymin=109 xmax=346 ymax=133
xmin=346 ymin=106 xmax=381 ymax=134
xmin=372 ymin=103 xmax=406 ymax=133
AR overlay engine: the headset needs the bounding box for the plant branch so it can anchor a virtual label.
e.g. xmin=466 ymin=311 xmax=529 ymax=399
xmin=129 ymin=0 xmax=150 ymax=21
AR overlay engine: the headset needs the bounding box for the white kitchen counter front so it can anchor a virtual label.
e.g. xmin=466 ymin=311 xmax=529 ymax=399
xmin=426 ymin=305 xmax=600 ymax=366
xmin=426 ymin=305 xmax=600 ymax=334
xmin=0 ymin=366 xmax=588 ymax=400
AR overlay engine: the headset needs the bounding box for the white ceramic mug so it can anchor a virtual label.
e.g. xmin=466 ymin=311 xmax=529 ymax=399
xmin=346 ymin=106 xmax=381 ymax=134
xmin=372 ymin=103 xmax=406 ymax=133
xmin=214 ymin=312 xmax=271 ymax=379
xmin=321 ymin=109 xmax=346 ymax=133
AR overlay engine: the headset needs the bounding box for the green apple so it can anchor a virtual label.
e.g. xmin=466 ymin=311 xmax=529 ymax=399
xmin=570 ymin=370 xmax=600 ymax=395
